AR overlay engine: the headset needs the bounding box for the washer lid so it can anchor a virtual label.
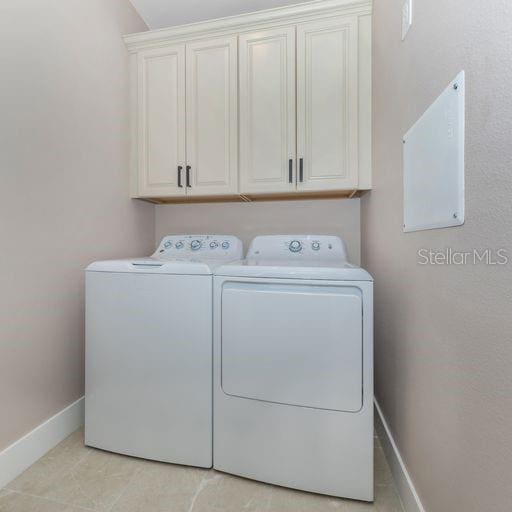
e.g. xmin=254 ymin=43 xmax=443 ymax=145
xmin=214 ymin=259 xmax=372 ymax=281
xmin=86 ymin=258 xmax=219 ymax=275
xmin=86 ymin=234 xmax=243 ymax=275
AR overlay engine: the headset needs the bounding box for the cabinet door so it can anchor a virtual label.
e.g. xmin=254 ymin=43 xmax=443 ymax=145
xmin=239 ymin=28 xmax=296 ymax=194
xmin=137 ymin=46 xmax=186 ymax=197
xmin=186 ymin=37 xmax=238 ymax=196
xmin=297 ymin=17 xmax=359 ymax=191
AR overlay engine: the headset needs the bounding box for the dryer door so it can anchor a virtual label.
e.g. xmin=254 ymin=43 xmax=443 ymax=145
xmin=221 ymin=281 xmax=363 ymax=412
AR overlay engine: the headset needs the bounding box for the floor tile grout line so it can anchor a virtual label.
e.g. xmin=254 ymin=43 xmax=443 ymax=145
xmin=2 ymin=488 xmax=97 ymax=511
xmin=68 ymin=467 xmax=102 ymax=511
xmin=105 ymin=459 xmax=147 ymax=512
xmin=69 ymin=443 xmax=93 ymax=473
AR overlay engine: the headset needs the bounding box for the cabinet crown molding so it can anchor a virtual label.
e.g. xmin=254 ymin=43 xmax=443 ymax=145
xmin=124 ymin=0 xmax=372 ymax=53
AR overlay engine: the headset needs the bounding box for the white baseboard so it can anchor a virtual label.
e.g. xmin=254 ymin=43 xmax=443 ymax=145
xmin=0 ymin=397 xmax=84 ymax=489
xmin=0 ymin=395 xmax=424 ymax=509
xmin=374 ymin=398 xmax=426 ymax=512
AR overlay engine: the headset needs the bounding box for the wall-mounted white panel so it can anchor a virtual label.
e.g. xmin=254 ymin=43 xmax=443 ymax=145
xmin=403 ymin=71 xmax=465 ymax=232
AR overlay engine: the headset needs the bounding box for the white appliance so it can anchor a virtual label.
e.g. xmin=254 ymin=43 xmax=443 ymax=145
xmin=85 ymin=234 xmax=242 ymax=468
xmin=213 ymin=235 xmax=374 ymax=501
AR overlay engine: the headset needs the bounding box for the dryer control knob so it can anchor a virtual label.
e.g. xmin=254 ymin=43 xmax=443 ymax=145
xmin=210 ymin=241 xmax=218 ymax=249
xmin=289 ymin=240 xmax=302 ymax=253
xmin=190 ymin=240 xmax=202 ymax=251
xmin=175 ymin=241 xmax=184 ymax=249
xmin=311 ymin=241 xmax=320 ymax=251
xmin=221 ymin=241 xmax=230 ymax=250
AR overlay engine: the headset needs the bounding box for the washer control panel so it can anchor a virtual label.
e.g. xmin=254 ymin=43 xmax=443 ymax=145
xmin=247 ymin=235 xmax=348 ymax=262
xmin=153 ymin=235 xmax=243 ymax=260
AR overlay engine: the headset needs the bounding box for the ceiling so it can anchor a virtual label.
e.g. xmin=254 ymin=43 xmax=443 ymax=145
xmin=129 ymin=0 xmax=314 ymax=30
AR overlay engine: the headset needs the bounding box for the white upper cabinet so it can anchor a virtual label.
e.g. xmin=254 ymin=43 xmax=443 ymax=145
xmin=137 ymin=45 xmax=186 ymax=197
xmin=186 ymin=37 xmax=238 ymax=196
xmin=239 ymin=27 xmax=296 ymax=194
xmin=297 ymin=16 xmax=359 ymax=191
xmin=126 ymin=0 xmax=372 ymax=201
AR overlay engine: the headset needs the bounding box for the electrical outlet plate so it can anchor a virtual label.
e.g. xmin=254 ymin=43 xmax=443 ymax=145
xmin=402 ymin=0 xmax=412 ymax=41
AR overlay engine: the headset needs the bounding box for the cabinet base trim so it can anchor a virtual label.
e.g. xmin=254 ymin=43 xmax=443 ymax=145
xmin=134 ymin=190 xmax=361 ymax=204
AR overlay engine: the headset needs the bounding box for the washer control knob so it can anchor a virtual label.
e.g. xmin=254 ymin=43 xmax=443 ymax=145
xmin=164 ymin=241 xmax=172 ymax=249
xmin=221 ymin=241 xmax=230 ymax=250
xmin=289 ymin=240 xmax=302 ymax=253
xmin=311 ymin=241 xmax=320 ymax=251
xmin=175 ymin=241 xmax=184 ymax=249
xmin=190 ymin=240 xmax=202 ymax=251
xmin=210 ymin=241 xmax=218 ymax=249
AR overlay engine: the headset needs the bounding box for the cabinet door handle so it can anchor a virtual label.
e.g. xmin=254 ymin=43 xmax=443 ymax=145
xmin=177 ymin=166 xmax=183 ymax=188
xmin=299 ymin=158 xmax=304 ymax=183
xmin=288 ymin=159 xmax=293 ymax=183
xmin=186 ymin=165 xmax=191 ymax=187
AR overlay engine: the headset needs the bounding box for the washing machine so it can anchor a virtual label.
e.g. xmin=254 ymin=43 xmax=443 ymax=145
xmin=213 ymin=235 xmax=374 ymax=501
xmin=85 ymin=234 xmax=242 ymax=468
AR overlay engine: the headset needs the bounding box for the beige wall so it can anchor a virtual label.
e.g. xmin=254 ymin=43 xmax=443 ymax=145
xmin=156 ymin=199 xmax=361 ymax=264
xmin=362 ymin=1 xmax=512 ymax=511
xmin=0 ymin=0 xmax=153 ymax=451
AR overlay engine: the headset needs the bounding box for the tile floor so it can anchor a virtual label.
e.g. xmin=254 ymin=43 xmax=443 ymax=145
xmin=0 ymin=429 xmax=403 ymax=512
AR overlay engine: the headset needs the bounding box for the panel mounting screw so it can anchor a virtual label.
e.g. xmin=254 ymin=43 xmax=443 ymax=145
xmin=453 ymin=83 xmax=458 ymax=90
xmin=453 ymin=212 xmax=458 ymax=218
